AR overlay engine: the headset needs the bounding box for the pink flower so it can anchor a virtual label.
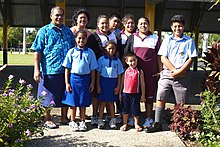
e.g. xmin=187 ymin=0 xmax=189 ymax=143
xmin=50 ymin=101 xmax=55 ymax=106
xmin=41 ymin=91 xmax=47 ymax=96
xmin=8 ymin=75 xmax=14 ymax=80
xmin=19 ymin=78 xmax=26 ymax=84
xmin=8 ymin=123 xmax=13 ymax=128
xmin=25 ymin=129 xmax=31 ymax=136
xmin=27 ymin=84 xmax=33 ymax=89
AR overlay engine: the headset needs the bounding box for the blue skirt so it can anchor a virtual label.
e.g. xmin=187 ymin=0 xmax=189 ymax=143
xmin=62 ymin=74 xmax=91 ymax=107
xmin=37 ymin=74 xmax=66 ymax=107
xmin=98 ymin=77 xmax=118 ymax=102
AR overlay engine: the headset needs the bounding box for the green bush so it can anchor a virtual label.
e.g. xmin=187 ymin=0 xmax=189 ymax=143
xmin=0 ymin=75 xmax=46 ymax=146
xmin=199 ymin=41 xmax=220 ymax=146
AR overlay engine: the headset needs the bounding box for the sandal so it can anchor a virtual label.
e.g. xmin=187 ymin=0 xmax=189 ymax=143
xmin=120 ymin=124 xmax=127 ymax=131
xmin=44 ymin=121 xmax=58 ymax=129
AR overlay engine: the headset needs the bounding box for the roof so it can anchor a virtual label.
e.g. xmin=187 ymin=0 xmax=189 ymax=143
xmin=0 ymin=0 xmax=219 ymax=33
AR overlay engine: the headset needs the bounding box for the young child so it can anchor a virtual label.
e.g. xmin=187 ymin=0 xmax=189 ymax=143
xmin=145 ymin=15 xmax=198 ymax=133
xmin=62 ymin=30 xmax=98 ymax=131
xmin=96 ymin=40 xmax=124 ymax=129
xmin=87 ymin=15 xmax=117 ymax=125
xmin=124 ymin=17 xmax=161 ymax=128
xmin=119 ymin=52 xmax=146 ymax=132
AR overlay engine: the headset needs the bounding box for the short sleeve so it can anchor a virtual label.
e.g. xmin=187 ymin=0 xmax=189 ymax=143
xmin=31 ymin=28 xmax=46 ymax=52
xmin=188 ymin=39 xmax=198 ymax=58
xmin=89 ymin=49 xmax=98 ymax=71
xmin=117 ymin=59 xmax=124 ymax=75
xmin=62 ymin=49 xmax=74 ymax=69
xmin=158 ymin=36 xmax=170 ymax=56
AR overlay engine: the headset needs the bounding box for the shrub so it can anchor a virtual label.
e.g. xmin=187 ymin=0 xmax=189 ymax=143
xmin=199 ymin=40 xmax=220 ymax=146
xmin=0 ymin=75 xmax=46 ymax=146
xmin=169 ymin=103 xmax=200 ymax=141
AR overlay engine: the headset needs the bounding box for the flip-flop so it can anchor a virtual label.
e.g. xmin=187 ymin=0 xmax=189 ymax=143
xmin=44 ymin=121 xmax=59 ymax=129
xmin=120 ymin=124 xmax=127 ymax=131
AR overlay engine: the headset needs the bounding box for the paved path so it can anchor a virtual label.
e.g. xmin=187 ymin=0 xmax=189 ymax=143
xmin=0 ymin=66 xmax=204 ymax=147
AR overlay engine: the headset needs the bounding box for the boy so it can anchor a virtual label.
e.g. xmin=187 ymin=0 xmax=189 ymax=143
xmin=119 ymin=52 xmax=146 ymax=132
xmin=145 ymin=15 xmax=198 ymax=133
xmin=109 ymin=13 xmax=121 ymax=36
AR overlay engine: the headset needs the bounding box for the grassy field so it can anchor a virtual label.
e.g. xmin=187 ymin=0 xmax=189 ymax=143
xmin=0 ymin=52 xmax=34 ymax=65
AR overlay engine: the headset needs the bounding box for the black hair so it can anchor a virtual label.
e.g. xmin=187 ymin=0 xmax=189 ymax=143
xmin=125 ymin=51 xmax=137 ymax=59
xmin=72 ymin=8 xmax=90 ymax=26
xmin=109 ymin=13 xmax=121 ymax=20
xmin=170 ymin=15 xmax=185 ymax=26
xmin=122 ymin=14 xmax=135 ymax=25
xmin=105 ymin=40 xmax=117 ymax=49
xmin=138 ymin=17 xmax=150 ymax=25
xmin=97 ymin=14 xmax=108 ymax=23
xmin=75 ymin=30 xmax=87 ymax=38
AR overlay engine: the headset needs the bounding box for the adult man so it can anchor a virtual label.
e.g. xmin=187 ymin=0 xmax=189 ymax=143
xmin=31 ymin=6 xmax=75 ymax=128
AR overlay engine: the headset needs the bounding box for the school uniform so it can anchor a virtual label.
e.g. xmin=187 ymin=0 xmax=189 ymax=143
xmin=62 ymin=47 xmax=98 ymax=107
xmin=97 ymin=55 xmax=124 ymax=102
xmin=157 ymin=34 xmax=198 ymax=103
xmin=124 ymin=31 xmax=160 ymax=104
xmin=116 ymin=29 xmax=130 ymax=60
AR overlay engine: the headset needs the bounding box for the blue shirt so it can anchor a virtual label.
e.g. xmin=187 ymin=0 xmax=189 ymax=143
xmin=158 ymin=34 xmax=198 ymax=69
xmin=31 ymin=22 xmax=75 ymax=75
xmin=112 ymin=28 xmax=121 ymax=36
xmin=97 ymin=55 xmax=124 ymax=78
xmin=62 ymin=47 xmax=98 ymax=75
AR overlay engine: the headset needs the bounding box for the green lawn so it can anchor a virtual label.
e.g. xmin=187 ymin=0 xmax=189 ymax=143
xmin=0 ymin=52 xmax=34 ymax=65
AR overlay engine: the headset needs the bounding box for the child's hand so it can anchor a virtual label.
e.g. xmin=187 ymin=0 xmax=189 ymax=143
xmin=140 ymin=95 xmax=146 ymax=103
xmin=114 ymin=86 xmax=120 ymax=95
xmin=119 ymin=94 xmax=122 ymax=101
xmin=97 ymin=85 xmax=101 ymax=94
xmin=171 ymin=69 xmax=186 ymax=78
xmin=89 ymin=83 xmax=94 ymax=93
xmin=66 ymin=84 xmax=72 ymax=94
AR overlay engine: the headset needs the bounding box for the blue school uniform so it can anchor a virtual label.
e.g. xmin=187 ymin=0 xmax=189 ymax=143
xmin=97 ymin=55 xmax=124 ymax=102
xmin=62 ymin=47 xmax=98 ymax=107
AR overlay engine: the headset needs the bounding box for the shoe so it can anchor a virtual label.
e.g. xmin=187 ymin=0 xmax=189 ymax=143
xmin=91 ymin=116 xmax=98 ymax=126
xmin=44 ymin=121 xmax=58 ymax=129
xmin=79 ymin=121 xmax=87 ymax=131
xmin=116 ymin=117 xmax=122 ymax=124
xmin=128 ymin=117 xmax=134 ymax=126
xmin=105 ymin=115 xmax=111 ymax=122
xmin=69 ymin=121 xmax=79 ymax=131
xmin=142 ymin=118 xmax=153 ymax=128
xmin=97 ymin=118 xmax=105 ymax=129
xmin=145 ymin=122 xmax=162 ymax=133
xmin=109 ymin=118 xmax=117 ymax=129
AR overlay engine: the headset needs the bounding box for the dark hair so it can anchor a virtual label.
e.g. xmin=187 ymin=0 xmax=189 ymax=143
xmin=105 ymin=40 xmax=117 ymax=49
xmin=109 ymin=13 xmax=121 ymax=20
xmin=75 ymin=30 xmax=87 ymax=38
xmin=125 ymin=51 xmax=137 ymax=59
xmin=122 ymin=14 xmax=134 ymax=25
xmin=72 ymin=8 xmax=90 ymax=26
xmin=138 ymin=17 xmax=150 ymax=25
xmin=170 ymin=15 xmax=185 ymax=26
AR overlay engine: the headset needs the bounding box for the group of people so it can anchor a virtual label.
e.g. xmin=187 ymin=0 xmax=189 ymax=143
xmin=31 ymin=6 xmax=198 ymax=133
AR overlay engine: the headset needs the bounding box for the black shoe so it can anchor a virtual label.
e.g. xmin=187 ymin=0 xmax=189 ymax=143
xmin=145 ymin=122 xmax=162 ymax=133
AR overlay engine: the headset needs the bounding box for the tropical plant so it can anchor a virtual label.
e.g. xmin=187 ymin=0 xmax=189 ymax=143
xmin=0 ymin=75 xmax=46 ymax=146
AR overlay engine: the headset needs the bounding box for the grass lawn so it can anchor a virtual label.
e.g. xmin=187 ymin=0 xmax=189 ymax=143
xmin=0 ymin=52 xmax=34 ymax=65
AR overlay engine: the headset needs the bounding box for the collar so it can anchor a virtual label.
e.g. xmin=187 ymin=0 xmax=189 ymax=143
xmin=170 ymin=34 xmax=188 ymax=41
xmin=96 ymin=29 xmax=112 ymax=35
xmin=134 ymin=31 xmax=153 ymax=41
xmin=75 ymin=46 xmax=88 ymax=51
xmin=48 ymin=22 xmax=64 ymax=30
xmin=103 ymin=54 xmax=117 ymax=60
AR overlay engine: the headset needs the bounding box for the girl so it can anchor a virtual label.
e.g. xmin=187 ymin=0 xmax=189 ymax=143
xmin=116 ymin=14 xmax=135 ymax=60
xmin=70 ymin=8 xmax=92 ymax=37
xmin=87 ymin=15 xmax=117 ymax=125
xmin=96 ymin=41 xmax=124 ymax=129
xmin=62 ymin=30 xmax=98 ymax=131
xmin=124 ymin=17 xmax=162 ymax=128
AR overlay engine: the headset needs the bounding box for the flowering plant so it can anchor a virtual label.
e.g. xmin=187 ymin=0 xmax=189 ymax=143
xmin=0 ymin=75 xmax=46 ymax=146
